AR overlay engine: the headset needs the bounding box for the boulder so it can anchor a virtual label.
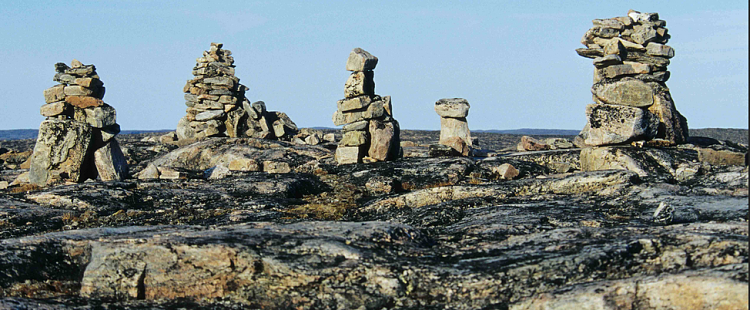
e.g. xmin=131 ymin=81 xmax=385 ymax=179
xmin=29 ymin=119 xmax=93 ymax=185
xmin=579 ymin=103 xmax=658 ymax=146
xmin=368 ymin=119 xmax=400 ymax=161
xmin=344 ymin=71 xmax=375 ymax=98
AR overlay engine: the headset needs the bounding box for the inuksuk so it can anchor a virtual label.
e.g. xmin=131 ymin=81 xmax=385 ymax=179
xmin=432 ymin=98 xmax=472 ymax=156
xmin=332 ymin=48 xmax=401 ymax=164
xmin=575 ymin=10 xmax=688 ymax=147
xmin=177 ymin=43 xmax=247 ymax=140
xmin=28 ymin=60 xmax=127 ymax=185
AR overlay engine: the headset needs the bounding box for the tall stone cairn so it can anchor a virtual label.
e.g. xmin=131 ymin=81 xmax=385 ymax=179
xmin=332 ymin=48 xmax=401 ymax=164
xmin=29 ymin=60 xmax=128 ymax=185
xmin=177 ymin=43 xmax=299 ymax=142
xmin=178 ymin=43 xmax=248 ymax=140
xmin=575 ymin=10 xmax=688 ymax=147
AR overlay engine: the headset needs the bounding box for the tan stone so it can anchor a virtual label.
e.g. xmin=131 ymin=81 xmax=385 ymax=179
xmin=29 ymin=119 xmax=94 ymax=185
xmin=368 ymin=120 xmax=400 ymax=161
xmin=40 ymin=101 xmax=68 ymax=117
xmin=344 ymin=71 xmax=374 ymax=98
xmin=492 ymin=163 xmax=519 ymax=180
xmin=263 ymin=161 xmax=292 ymax=173
xmin=346 ymin=48 xmax=378 ymax=71
xmin=336 ymin=146 xmax=365 ymax=164
xmin=43 ymin=85 xmax=66 ymax=103
xmin=341 ymin=130 xmax=368 ymax=146
xmin=63 ymin=85 xmax=94 ymax=96
xmin=592 ymin=79 xmax=655 ymax=107
xmin=65 ymin=96 xmax=104 ymax=108
xmin=94 ymin=139 xmax=128 ymax=181
xmin=579 ymin=104 xmax=659 ymax=146
xmin=439 ymin=117 xmax=472 ymax=153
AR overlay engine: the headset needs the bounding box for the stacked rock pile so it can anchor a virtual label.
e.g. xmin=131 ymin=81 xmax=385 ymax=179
xmin=432 ymin=98 xmax=472 ymax=156
xmin=178 ymin=43 xmax=248 ymax=140
xmin=28 ymin=60 xmax=127 ymax=185
xmin=242 ymin=100 xmax=299 ymax=141
xmin=176 ymin=43 xmax=300 ymax=143
xmin=575 ymin=10 xmax=688 ymax=147
xmin=332 ymin=48 xmax=401 ymax=164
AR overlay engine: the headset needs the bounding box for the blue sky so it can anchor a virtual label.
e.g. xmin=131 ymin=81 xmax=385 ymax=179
xmin=1 ymin=1 xmax=747 ymax=130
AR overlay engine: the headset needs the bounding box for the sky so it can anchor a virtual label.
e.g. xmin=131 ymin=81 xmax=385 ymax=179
xmin=1 ymin=1 xmax=747 ymax=131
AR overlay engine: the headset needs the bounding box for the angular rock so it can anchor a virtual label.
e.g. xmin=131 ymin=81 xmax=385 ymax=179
xmin=344 ymin=71 xmax=375 ymax=98
xmin=40 ymin=101 xmax=68 ymax=117
xmin=368 ymin=119 xmax=400 ymax=161
xmin=602 ymin=62 xmax=651 ymax=79
xmin=336 ymin=146 xmax=365 ymax=164
xmin=439 ymin=117 xmax=471 ymax=148
xmin=43 ymin=85 xmax=66 ymax=103
xmin=579 ymin=104 xmax=659 ymax=146
xmin=341 ymin=130 xmax=368 ymax=146
xmin=65 ymin=96 xmax=104 ymax=108
xmin=28 ymin=119 xmax=93 ymax=185
xmin=346 ymin=48 xmax=378 ymax=71
xmin=646 ymin=42 xmax=675 ymax=58
xmin=195 ymin=110 xmax=225 ymax=121
xmin=648 ymin=89 xmax=689 ymax=145
xmin=73 ymin=104 xmax=117 ymax=128
xmin=435 ymin=98 xmax=470 ymax=118
xmin=94 ymin=139 xmax=128 ymax=181
xmin=518 ymin=136 xmax=551 ymax=151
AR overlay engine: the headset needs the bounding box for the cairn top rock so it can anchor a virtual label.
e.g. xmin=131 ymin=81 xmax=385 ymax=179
xmin=435 ymin=98 xmax=470 ymax=118
xmin=346 ymin=48 xmax=378 ymax=72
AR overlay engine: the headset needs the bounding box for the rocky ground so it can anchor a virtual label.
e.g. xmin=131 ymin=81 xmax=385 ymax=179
xmin=0 ymin=130 xmax=747 ymax=309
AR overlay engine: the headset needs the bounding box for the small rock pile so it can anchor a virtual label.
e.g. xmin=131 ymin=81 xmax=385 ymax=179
xmin=575 ymin=10 xmax=688 ymax=147
xmin=28 ymin=60 xmax=127 ymax=185
xmin=178 ymin=43 xmax=248 ymax=140
xmin=332 ymin=48 xmax=401 ymax=164
xmin=242 ymin=100 xmax=299 ymax=141
xmin=432 ymin=98 xmax=472 ymax=156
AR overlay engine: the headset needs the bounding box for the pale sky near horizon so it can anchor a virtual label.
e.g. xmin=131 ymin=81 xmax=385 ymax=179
xmin=1 ymin=1 xmax=747 ymax=131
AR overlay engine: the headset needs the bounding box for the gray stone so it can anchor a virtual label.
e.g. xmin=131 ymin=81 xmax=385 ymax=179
xmin=592 ymin=18 xmax=624 ymax=30
xmin=631 ymin=24 xmax=658 ymax=45
xmin=435 ymin=98 xmax=470 ymax=118
xmin=73 ymin=104 xmax=117 ymax=128
xmin=645 ymin=42 xmax=675 ymax=58
xmin=224 ymin=108 xmax=246 ymax=138
xmin=29 ymin=119 xmax=93 ymax=185
xmin=343 ymin=120 xmax=369 ymax=132
xmin=602 ymin=62 xmax=651 ymax=79
xmin=341 ymin=130 xmax=368 ymax=146
xmin=592 ymin=78 xmax=655 ymax=107
xmin=593 ymin=54 xmax=622 ymax=68
xmin=579 ymin=103 xmax=659 ymax=146
xmin=94 ymin=139 xmax=128 ymax=181
xmin=251 ymin=101 xmax=267 ymax=116
xmin=336 ymin=145 xmax=365 ymax=164
xmin=63 ymin=85 xmax=94 ymax=96
xmin=346 ymin=48 xmax=378 ymax=71
xmin=439 ymin=117 xmax=471 ymax=149
xmin=647 ymin=89 xmax=689 ymax=145
xmin=344 ymin=71 xmax=375 ymax=98
xmin=100 ymin=124 xmax=121 ymax=143
xmin=338 ymin=95 xmax=372 ymax=112
xmin=195 ymin=110 xmax=225 ymax=121
xmin=176 ymin=116 xmax=195 ymax=140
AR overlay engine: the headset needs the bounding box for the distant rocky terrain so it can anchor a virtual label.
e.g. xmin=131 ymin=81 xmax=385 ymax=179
xmin=0 ymin=128 xmax=747 ymax=309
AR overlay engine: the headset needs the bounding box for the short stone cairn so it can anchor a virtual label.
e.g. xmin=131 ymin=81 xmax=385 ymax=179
xmin=332 ymin=48 xmax=401 ymax=164
xmin=28 ymin=60 xmax=127 ymax=185
xmin=575 ymin=10 xmax=688 ymax=147
xmin=431 ymin=98 xmax=472 ymax=156
xmin=177 ymin=43 xmax=299 ymax=142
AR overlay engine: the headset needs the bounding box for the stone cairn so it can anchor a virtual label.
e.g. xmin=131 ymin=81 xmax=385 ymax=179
xmin=575 ymin=10 xmax=688 ymax=147
xmin=177 ymin=43 xmax=298 ymax=142
xmin=28 ymin=60 xmax=127 ymax=185
xmin=332 ymin=48 xmax=401 ymax=164
xmin=178 ymin=43 xmax=247 ymax=140
xmin=431 ymin=98 xmax=472 ymax=156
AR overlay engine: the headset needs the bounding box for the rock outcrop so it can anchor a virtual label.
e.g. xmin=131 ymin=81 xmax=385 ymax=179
xmin=433 ymin=98 xmax=472 ymax=156
xmin=333 ymin=48 xmax=401 ymax=164
xmin=576 ymin=10 xmax=688 ymax=147
xmin=27 ymin=60 xmax=127 ymax=185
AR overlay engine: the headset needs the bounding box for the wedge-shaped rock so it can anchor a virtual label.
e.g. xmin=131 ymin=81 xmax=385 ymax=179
xmin=40 ymin=101 xmax=68 ymax=117
xmin=346 ymin=48 xmax=378 ymax=71
xmin=94 ymin=139 xmax=128 ymax=181
xmin=29 ymin=119 xmax=93 ymax=185
xmin=578 ymin=104 xmax=658 ymax=146
xmin=647 ymin=88 xmax=688 ymax=145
